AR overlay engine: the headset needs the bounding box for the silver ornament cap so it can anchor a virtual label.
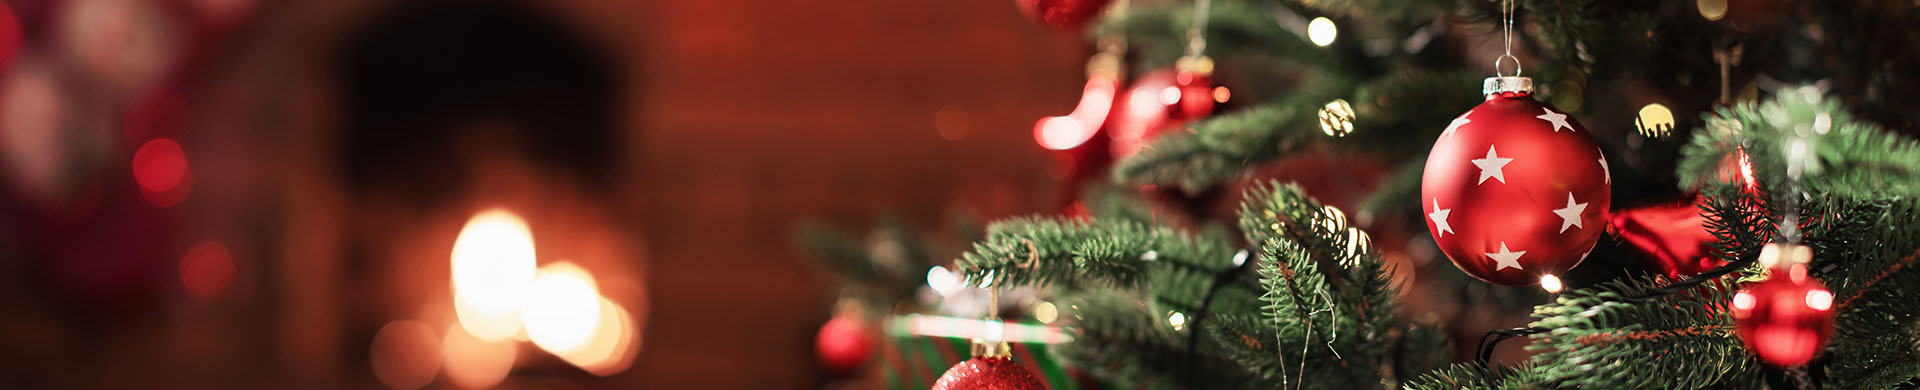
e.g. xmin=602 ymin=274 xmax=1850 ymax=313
xmin=1483 ymin=76 xmax=1534 ymax=95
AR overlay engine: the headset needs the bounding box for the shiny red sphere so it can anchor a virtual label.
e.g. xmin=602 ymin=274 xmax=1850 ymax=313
xmin=1171 ymin=70 xmax=1217 ymax=120
xmin=932 ymin=357 xmax=1048 ymax=390
xmin=814 ymin=316 xmax=875 ymax=375
xmin=1731 ymin=264 xmax=1835 ymax=367
xmin=1420 ymin=90 xmax=1610 ymax=285
xmin=1108 ymin=68 xmax=1218 ymax=158
xmin=1014 ymin=0 xmax=1112 ymax=30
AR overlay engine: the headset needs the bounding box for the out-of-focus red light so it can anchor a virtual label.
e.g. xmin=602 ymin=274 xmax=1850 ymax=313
xmin=180 ymin=241 xmax=234 ymax=300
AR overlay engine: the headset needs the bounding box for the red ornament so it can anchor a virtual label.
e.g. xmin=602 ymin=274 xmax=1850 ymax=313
xmin=1171 ymin=70 xmax=1218 ymax=120
xmin=1421 ymin=77 xmax=1611 ymax=285
xmin=932 ymin=356 xmax=1048 ymax=390
xmin=1014 ymin=0 xmax=1112 ymax=31
xmin=1611 ymin=197 xmax=1727 ymax=279
xmin=1732 ymin=261 xmax=1834 ymax=367
xmin=815 ymin=315 xmax=875 ymax=375
xmin=1108 ymin=68 xmax=1220 ymax=158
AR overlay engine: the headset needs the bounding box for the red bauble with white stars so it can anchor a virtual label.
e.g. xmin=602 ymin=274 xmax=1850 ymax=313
xmin=1732 ymin=249 xmax=1835 ymax=367
xmin=1420 ymin=77 xmax=1611 ymax=286
xmin=932 ymin=356 xmax=1048 ymax=390
xmin=1014 ymin=0 xmax=1112 ymax=30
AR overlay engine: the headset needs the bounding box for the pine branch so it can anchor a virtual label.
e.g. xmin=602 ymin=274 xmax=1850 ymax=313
xmin=1403 ymin=362 xmax=1549 ymax=390
xmin=1523 ymin=276 xmax=1757 ymax=389
xmin=955 ymin=217 xmax=1237 ymax=289
xmin=1679 ymin=87 xmax=1920 ymax=198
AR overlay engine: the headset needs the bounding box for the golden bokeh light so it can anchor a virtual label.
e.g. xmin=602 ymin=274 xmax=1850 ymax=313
xmin=440 ymin=323 xmax=517 ymax=389
xmin=560 ymin=297 xmax=640 ymax=376
xmin=523 ymin=262 xmax=603 ymax=357
xmin=451 ymin=209 xmax=538 ymax=342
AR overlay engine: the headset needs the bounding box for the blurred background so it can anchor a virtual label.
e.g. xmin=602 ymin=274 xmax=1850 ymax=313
xmin=0 ymin=0 xmax=1085 ymax=388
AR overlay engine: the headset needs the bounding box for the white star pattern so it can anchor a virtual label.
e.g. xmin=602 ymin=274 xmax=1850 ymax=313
xmin=1537 ymin=108 xmax=1574 ymax=132
xmin=1443 ymin=115 xmax=1471 ymax=139
xmin=1553 ymin=192 xmax=1589 ymax=233
xmin=1471 ymin=146 xmax=1514 ymax=184
xmin=1598 ymin=155 xmax=1610 ymax=184
xmin=1486 ymin=242 xmax=1527 ymax=270
xmin=1428 ymin=199 xmax=1453 ymax=237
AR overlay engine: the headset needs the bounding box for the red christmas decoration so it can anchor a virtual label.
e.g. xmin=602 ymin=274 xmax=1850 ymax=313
xmin=1611 ymin=197 xmax=1727 ymax=279
xmin=932 ymin=340 xmax=1048 ymax=390
xmin=1014 ymin=0 xmax=1112 ymax=31
xmin=1420 ymin=77 xmax=1611 ymax=285
xmin=1170 ymin=69 xmax=1218 ymax=120
xmin=1108 ymin=67 xmax=1222 ymax=158
xmin=815 ymin=315 xmax=875 ymax=375
xmin=1731 ymin=246 xmax=1834 ymax=367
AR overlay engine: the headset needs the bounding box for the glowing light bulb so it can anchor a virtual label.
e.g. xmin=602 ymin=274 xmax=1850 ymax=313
xmin=926 ymin=266 xmax=964 ymax=297
xmin=523 ymin=262 xmax=604 ymax=356
xmin=1540 ymin=274 xmax=1563 ymax=293
xmin=1805 ymin=289 xmax=1832 ymax=311
xmin=1168 ymin=311 xmax=1188 ymax=331
xmin=1733 ymin=291 xmax=1755 ymax=311
xmin=451 ymin=209 xmax=538 ymax=341
xmin=1308 ymin=17 xmax=1338 ymax=47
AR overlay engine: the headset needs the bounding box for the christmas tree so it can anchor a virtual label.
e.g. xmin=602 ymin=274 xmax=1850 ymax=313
xmin=808 ymin=0 xmax=1920 ymax=388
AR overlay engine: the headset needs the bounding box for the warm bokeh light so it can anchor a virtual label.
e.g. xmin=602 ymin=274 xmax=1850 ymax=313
xmin=1308 ymin=17 xmax=1338 ymax=47
xmin=1733 ymin=291 xmax=1755 ymax=312
xmin=561 ymin=297 xmax=640 ymax=376
xmin=1167 ymin=311 xmax=1187 ymax=331
xmin=61 ymin=0 xmax=181 ymax=91
xmin=1540 ymin=274 xmax=1563 ymax=293
xmin=451 ymin=209 xmax=538 ymax=341
xmin=440 ymin=323 xmax=516 ymax=389
xmin=523 ymin=262 xmax=603 ymax=356
xmin=133 ymin=138 xmax=190 ymax=193
xmin=1031 ymin=301 xmax=1058 ymax=324
xmin=894 ymin=314 xmax=1071 ymax=344
xmin=1697 ymin=0 xmax=1728 ymax=21
xmin=1 ymin=69 xmax=66 ymax=202
xmin=370 ymin=320 xmax=441 ymax=390
xmin=1805 ymin=289 xmax=1833 ymax=311
xmin=925 ymin=266 xmax=963 ymax=297
xmin=1035 ymin=116 xmax=1089 ymax=150
xmin=179 ymin=241 xmax=234 ymax=301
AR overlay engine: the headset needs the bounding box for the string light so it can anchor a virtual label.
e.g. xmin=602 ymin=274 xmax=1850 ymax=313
xmin=1307 ymin=17 xmax=1337 ymax=47
xmin=1540 ymin=274 xmax=1563 ymax=293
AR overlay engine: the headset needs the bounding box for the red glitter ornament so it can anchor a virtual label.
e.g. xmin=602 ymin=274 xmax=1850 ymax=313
xmin=932 ymin=356 xmax=1047 ymax=390
xmin=815 ymin=315 xmax=875 ymax=375
xmin=1014 ymin=0 xmax=1112 ymax=31
xmin=1421 ymin=77 xmax=1611 ymax=285
xmin=1731 ymin=245 xmax=1834 ymax=367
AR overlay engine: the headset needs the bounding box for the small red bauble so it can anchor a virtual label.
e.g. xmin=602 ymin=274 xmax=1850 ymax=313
xmin=1014 ymin=0 xmax=1112 ymax=30
xmin=1421 ymin=77 xmax=1611 ymax=285
xmin=815 ymin=316 xmax=875 ymax=375
xmin=1732 ymin=262 xmax=1835 ymax=367
xmin=1170 ymin=70 xmax=1218 ymax=121
xmin=932 ymin=356 xmax=1048 ymax=390
xmin=1108 ymin=68 xmax=1220 ymax=158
